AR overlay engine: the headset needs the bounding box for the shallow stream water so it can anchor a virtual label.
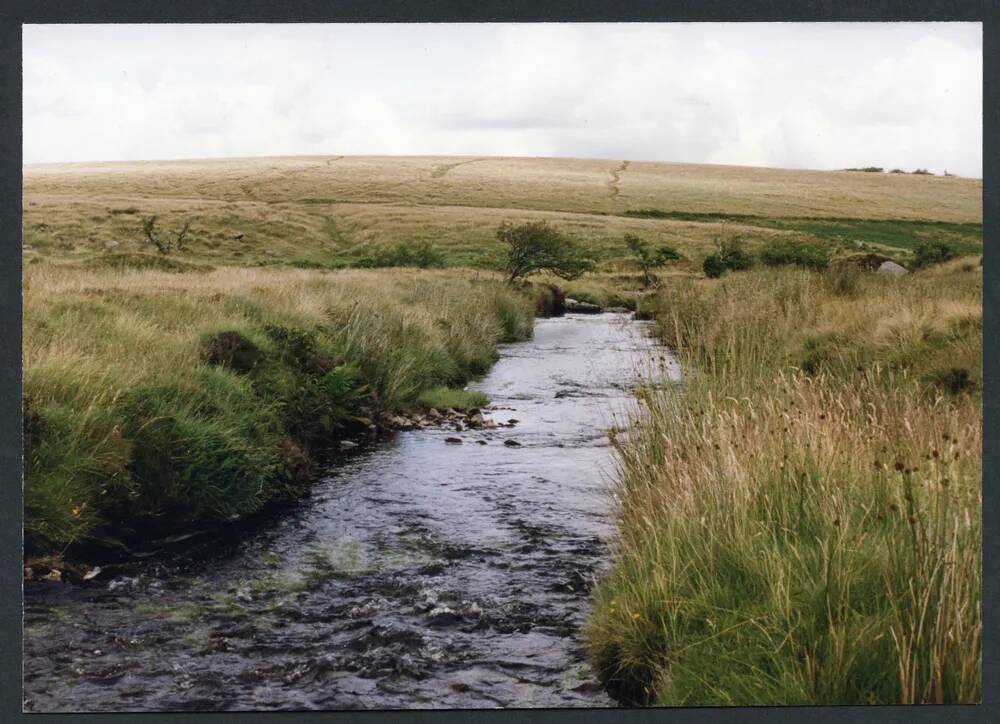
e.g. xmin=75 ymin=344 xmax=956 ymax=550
xmin=23 ymin=312 xmax=677 ymax=711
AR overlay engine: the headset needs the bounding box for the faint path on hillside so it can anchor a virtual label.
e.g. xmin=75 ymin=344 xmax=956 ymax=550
xmin=238 ymin=158 xmax=343 ymax=203
xmin=431 ymin=158 xmax=488 ymax=179
xmin=607 ymin=161 xmax=629 ymax=199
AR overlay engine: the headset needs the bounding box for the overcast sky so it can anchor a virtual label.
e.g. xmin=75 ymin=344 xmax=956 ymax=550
xmin=23 ymin=23 xmax=982 ymax=176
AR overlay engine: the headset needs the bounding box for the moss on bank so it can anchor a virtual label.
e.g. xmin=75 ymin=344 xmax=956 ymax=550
xmin=23 ymin=267 xmax=535 ymax=554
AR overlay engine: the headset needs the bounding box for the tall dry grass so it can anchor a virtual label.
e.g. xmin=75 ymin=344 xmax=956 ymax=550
xmin=587 ymin=262 xmax=981 ymax=705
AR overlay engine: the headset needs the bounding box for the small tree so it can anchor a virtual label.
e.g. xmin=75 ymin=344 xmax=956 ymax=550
xmin=703 ymin=230 xmax=752 ymax=279
xmin=624 ymin=233 xmax=681 ymax=287
xmin=141 ymin=216 xmax=193 ymax=255
xmin=497 ymin=221 xmax=594 ymax=284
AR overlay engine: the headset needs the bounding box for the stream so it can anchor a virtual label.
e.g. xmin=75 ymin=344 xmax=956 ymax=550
xmin=23 ymin=312 xmax=678 ymax=711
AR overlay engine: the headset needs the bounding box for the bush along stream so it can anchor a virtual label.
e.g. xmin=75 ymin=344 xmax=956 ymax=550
xmin=24 ymin=269 xmax=677 ymax=709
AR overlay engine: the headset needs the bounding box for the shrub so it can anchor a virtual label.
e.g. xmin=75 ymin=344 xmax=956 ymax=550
xmin=354 ymin=240 xmax=446 ymax=269
xmin=624 ymin=233 xmax=681 ymax=287
xmin=703 ymin=232 xmax=752 ymax=278
xmin=497 ymin=221 xmax=594 ymax=283
xmin=913 ymin=240 xmax=958 ymax=269
xmin=759 ymin=238 xmax=829 ymax=270
xmin=702 ymin=254 xmax=726 ymax=279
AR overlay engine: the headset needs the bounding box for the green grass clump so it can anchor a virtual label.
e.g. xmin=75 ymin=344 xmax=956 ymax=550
xmin=23 ymin=266 xmax=535 ymax=553
xmin=415 ymin=387 xmax=489 ymax=412
xmin=588 ymin=262 xmax=981 ymax=705
xmin=353 ymin=239 xmax=447 ymax=269
xmin=83 ymin=252 xmax=212 ymax=273
xmin=759 ymin=238 xmax=830 ymax=270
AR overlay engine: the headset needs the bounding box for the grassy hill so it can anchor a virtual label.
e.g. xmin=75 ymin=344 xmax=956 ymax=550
xmin=23 ymin=155 xmax=982 ymax=270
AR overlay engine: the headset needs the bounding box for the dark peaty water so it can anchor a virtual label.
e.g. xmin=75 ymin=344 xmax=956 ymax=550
xmin=23 ymin=312 xmax=678 ymax=711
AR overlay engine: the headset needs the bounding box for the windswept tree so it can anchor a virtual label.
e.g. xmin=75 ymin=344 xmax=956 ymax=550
xmin=624 ymin=233 xmax=681 ymax=287
xmin=497 ymin=221 xmax=594 ymax=284
xmin=141 ymin=216 xmax=192 ymax=255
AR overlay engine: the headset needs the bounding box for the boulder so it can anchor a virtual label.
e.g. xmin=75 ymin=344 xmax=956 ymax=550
xmin=389 ymin=415 xmax=413 ymax=430
xmin=445 ymin=437 xmax=463 ymax=444
xmin=877 ymin=260 xmax=909 ymax=277
xmin=339 ymin=440 xmax=359 ymax=451
xmin=564 ymin=298 xmax=603 ymax=314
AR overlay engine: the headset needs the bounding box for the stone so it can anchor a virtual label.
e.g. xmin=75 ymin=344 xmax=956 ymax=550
xmin=339 ymin=440 xmax=359 ymax=451
xmin=564 ymin=298 xmax=603 ymax=314
xmin=389 ymin=415 xmax=412 ymax=429
xmin=504 ymin=439 xmax=522 ymax=448
xmin=877 ymin=260 xmax=909 ymax=277
xmin=445 ymin=437 xmax=463 ymax=444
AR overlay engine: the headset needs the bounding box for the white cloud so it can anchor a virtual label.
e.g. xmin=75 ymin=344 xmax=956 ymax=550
xmin=22 ymin=22 xmax=982 ymax=177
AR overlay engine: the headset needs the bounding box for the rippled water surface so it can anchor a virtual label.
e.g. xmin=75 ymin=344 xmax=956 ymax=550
xmin=24 ymin=312 xmax=677 ymax=711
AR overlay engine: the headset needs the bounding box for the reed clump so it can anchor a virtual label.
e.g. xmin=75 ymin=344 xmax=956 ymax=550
xmin=588 ymin=261 xmax=981 ymax=705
